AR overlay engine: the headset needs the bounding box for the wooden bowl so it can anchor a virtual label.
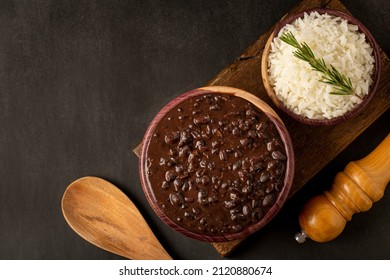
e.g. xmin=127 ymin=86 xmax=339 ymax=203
xmin=139 ymin=86 xmax=295 ymax=242
xmin=261 ymin=8 xmax=381 ymax=126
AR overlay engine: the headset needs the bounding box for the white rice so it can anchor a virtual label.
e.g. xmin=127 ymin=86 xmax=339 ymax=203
xmin=268 ymin=12 xmax=375 ymax=120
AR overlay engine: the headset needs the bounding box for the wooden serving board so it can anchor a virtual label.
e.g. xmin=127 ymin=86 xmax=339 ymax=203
xmin=134 ymin=0 xmax=390 ymax=257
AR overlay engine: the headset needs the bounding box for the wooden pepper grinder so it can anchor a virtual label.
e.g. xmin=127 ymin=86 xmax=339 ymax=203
xmin=295 ymin=133 xmax=390 ymax=243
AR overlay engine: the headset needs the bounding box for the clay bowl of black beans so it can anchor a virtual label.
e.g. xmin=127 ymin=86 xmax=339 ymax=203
xmin=139 ymin=86 xmax=295 ymax=242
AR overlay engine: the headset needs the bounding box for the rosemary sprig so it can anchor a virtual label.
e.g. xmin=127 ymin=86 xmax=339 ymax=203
xmin=279 ymin=31 xmax=354 ymax=95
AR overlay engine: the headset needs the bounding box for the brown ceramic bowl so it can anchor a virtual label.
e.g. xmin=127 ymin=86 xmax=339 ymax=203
xmin=139 ymin=86 xmax=294 ymax=242
xmin=261 ymin=8 xmax=381 ymax=126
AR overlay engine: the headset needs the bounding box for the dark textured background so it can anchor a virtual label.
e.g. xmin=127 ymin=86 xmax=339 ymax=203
xmin=0 ymin=0 xmax=389 ymax=260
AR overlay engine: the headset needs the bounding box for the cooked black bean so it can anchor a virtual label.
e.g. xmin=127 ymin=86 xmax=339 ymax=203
xmin=232 ymin=213 xmax=245 ymax=222
xmin=224 ymin=200 xmax=235 ymax=209
xmin=211 ymin=140 xmax=219 ymax=148
xmin=207 ymin=162 xmax=216 ymax=170
xmin=159 ymin=157 xmax=166 ymax=165
xmin=166 ymin=157 xmax=176 ymax=167
xmin=219 ymin=150 xmax=227 ymax=161
xmin=191 ymin=131 xmax=201 ymax=139
xmin=267 ymin=160 xmax=280 ymax=170
xmin=263 ymin=194 xmax=276 ymax=207
xmin=187 ymin=152 xmax=197 ymax=163
xmin=242 ymin=185 xmax=253 ymax=194
xmin=260 ymin=171 xmax=270 ymax=183
xmin=175 ymin=165 xmax=183 ymax=173
xmin=257 ymin=131 xmax=268 ymax=139
xmin=240 ymin=137 xmax=251 ymax=146
xmin=230 ymin=192 xmax=238 ymax=201
xmin=146 ymin=93 xmax=287 ymax=236
xmin=200 ymin=175 xmax=209 ymax=185
xmin=164 ymin=131 xmax=180 ymax=144
xmin=272 ymin=150 xmax=287 ymax=161
xmin=161 ymin=181 xmax=169 ymax=189
xmin=238 ymin=170 xmax=245 ymax=180
xmin=251 ymin=209 xmax=263 ymax=221
xmin=169 ymin=148 xmax=177 ymax=157
xmin=199 ymin=160 xmax=207 ymax=168
xmin=181 ymin=182 xmax=189 ymax=192
xmin=193 ymin=114 xmax=210 ymax=125
xmin=252 ymin=162 xmax=263 ymax=171
xmin=232 ymin=127 xmax=241 ymax=136
xmin=178 ymin=114 xmax=188 ymax=120
xmin=206 ymin=125 xmax=211 ymax=133
xmin=234 ymin=150 xmax=242 ymax=158
xmin=245 ymin=120 xmax=253 ymax=129
xmin=195 ymin=169 xmax=205 ymax=177
xmin=266 ymin=141 xmax=274 ymax=152
xmin=165 ymin=170 xmax=176 ymax=182
xmin=179 ymin=130 xmax=192 ymax=145
xmin=232 ymin=224 xmax=243 ymax=232
xmin=184 ymin=211 xmax=194 ymax=220
xmin=248 ymin=130 xmax=257 ymax=138
xmin=199 ymin=198 xmax=209 ymax=206
xmin=266 ymin=183 xmax=275 ymax=193
xmin=251 ymin=199 xmax=259 ymax=208
xmin=242 ymin=205 xmax=251 ymax=216
xmin=241 ymin=159 xmax=250 ymax=171
xmin=173 ymin=178 xmax=183 ymax=189
xmin=198 ymin=189 xmax=207 ymax=199
xmin=187 ymin=162 xmax=196 ymax=173
xmin=195 ymin=140 xmax=205 ymax=149
xmin=169 ymin=193 xmax=184 ymax=207
xmin=246 ymin=109 xmax=258 ymax=117
xmin=209 ymin=104 xmax=220 ymax=110
xmin=255 ymin=188 xmax=266 ymax=198
xmin=199 ymin=144 xmax=209 ymax=152
xmin=232 ymin=161 xmax=242 ymax=171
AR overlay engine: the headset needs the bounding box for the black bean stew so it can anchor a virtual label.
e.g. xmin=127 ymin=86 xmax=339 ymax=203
xmin=144 ymin=93 xmax=287 ymax=236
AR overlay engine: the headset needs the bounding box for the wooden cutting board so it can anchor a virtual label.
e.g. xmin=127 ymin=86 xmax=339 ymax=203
xmin=134 ymin=0 xmax=390 ymax=257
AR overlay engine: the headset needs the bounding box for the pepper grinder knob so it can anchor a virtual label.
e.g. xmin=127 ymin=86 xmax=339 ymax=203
xmin=296 ymin=133 xmax=390 ymax=243
xmin=294 ymin=230 xmax=308 ymax=243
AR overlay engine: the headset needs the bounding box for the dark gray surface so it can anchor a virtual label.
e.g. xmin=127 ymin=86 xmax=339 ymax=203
xmin=0 ymin=0 xmax=389 ymax=260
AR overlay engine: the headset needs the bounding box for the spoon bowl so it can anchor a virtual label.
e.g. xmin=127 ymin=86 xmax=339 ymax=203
xmin=61 ymin=176 xmax=172 ymax=260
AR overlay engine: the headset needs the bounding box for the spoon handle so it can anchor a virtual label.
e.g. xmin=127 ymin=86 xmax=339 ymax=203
xmin=296 ymin=133 xmax=390 ymax=243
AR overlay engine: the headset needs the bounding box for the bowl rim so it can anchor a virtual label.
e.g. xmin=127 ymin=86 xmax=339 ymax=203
xmin=261 ymin=8 xmax=381 ymax=126
xmin=139 ymin=86 xmax=295 ymax=242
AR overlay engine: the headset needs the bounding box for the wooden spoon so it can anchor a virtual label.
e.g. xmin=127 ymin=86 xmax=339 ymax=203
xmin=61 ymin=176 xmax=172 ymax=260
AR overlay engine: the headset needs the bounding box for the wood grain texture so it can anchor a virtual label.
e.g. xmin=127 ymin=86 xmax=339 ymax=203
xmin=62 ymin=177 xmax=172 ymax=260
xmin=206 ymin=0 xmax=390 ymax=257
xmin=134 ymin=0 xmax=390 ymax=257
xmin=299 ymin=133 xmax=390 ymax=242
xmin=206 ymin=0 xmax=389 ymax=198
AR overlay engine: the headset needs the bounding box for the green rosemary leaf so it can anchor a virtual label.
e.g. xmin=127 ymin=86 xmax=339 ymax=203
xmin=279 ymin=32 xmax=354 ymax=95
xmin=280 ymin=31 xmax=301 ymax=49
